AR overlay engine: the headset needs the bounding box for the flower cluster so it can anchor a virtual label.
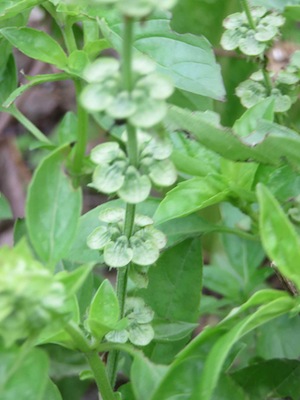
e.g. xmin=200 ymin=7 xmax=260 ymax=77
xmin=236 ymin=52 xmax=300 ymax=112
xmin=0 ymin=242 xmax=67 ymax=347
xmin=92 ymin=0 xmax=177 ymax=18
xmin=105 ymin=297 xmax=154 ymax=346
xmin=88 ymin=130 xmax=177 ymax=204
xmin=221 ymin=7 xmax=285 ymax=56
xmin=87 ymin=207 xmax=166 ymax=268
xmin=81 ymin=55 xmax=174 ymax=129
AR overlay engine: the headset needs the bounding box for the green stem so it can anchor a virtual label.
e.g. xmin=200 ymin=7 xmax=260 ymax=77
xmin=124 ymin=204 xmax=136 ymax=238
xmin=85 ymin=352 xmax=116 ymax=400
xmin=126 ymin=123 xmax=139 ymax=167
xmin=107 ymin=203 xmax=135 ymax=385
xmin=240 ymin=0 xmax=256 ymax=30
xmin=122 ymin=17 xmax=134 ymax=92
xmin=107 ymin=267 xmax=129 ymax=385
xmin=64 ymin=322 xmax=115 ymax=400
xmin=9 ymin=106 xmax=52 ymax=145
xmin=262 ymin=66 xmax=273 ymax=97
xmin=107 ymin=16 xmax=138 ymax=388
xmin=4 ymin=73 xmax=70 ymax=109
xmin=62 ymin=17 xmax=77 ymax=54
xmin=72 ymin=80 xmax=89 ymax=177
xmin=64 ymin=320 xmax=91 ymax=352
xmin=217 ymin=225 xmax=259 ymax=241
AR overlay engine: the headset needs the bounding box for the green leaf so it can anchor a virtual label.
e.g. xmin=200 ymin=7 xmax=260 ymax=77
xmin=284 ymin=5 xmax=300 ymax=21
xmin=156 ymin=214 xmax=222 ymax=248
xmin=0 ymin=193 xmax=12 ymax=219
xmin=212 ymin=374 xmax=246 ymax=400
xmin=221 ymin=160 xmax=258 ymax=194
xmin=42 ymin=380 xmax=63 ymax=400
xmin=67 ymin=50 xmax=89 ymax=75
xmin=57 ymin=111 xmax=77 ymax=145
xmin=171 ymin=131 xmax=220 ymax=177
xmin=251 ymin=0 xmax=289 ymax=10
xmin=26 ymin=145 xmax=82 ymax=267
xmin=152 ymin=290 xmax=293 ymax=400
xmin=169 ymin=88 xmax=213 ymax=112
xmin=151 ymin=357 xmax=203 ymax=400
xmin=233 ymin=97 xmax=274 ymax=137
xmin=216 ymin=203 xmax=266 ymax=299
xmin=254 ymin=164 xmax=300 ymax=203
xmin=0 ymin=348 xmax=50 ymax=400
xmin=153 ymin=319 xmax=198 ymax=342
xmin=191 ymin=296 xmax=296 ymax=400
xmin=166 ymin=105 xmax=300 ymax=167
xmin=257 ymin=184 xmax=300 ymax=291
xmin=173 ymin=289 xmax=292 ymax=365
xmin=256 ymin=314 xmax=300 ymax=360
xmin=131 ymin=356 xmax=168 ymax=400
xmin=0 ymin=27 xmax=68 ymax=68
xmin=87 ymin=279 xmax=119 ymax=339
xmin=0 ymin=0 xmax=43 ymax=21
xmin=139 ymin=238 xmax=202 ymax=323
xmin=154 ymin=174 xmax=229 ymax=225
xmin=0 ymin=53 xmax=17 ymax=106
xmin=100 ymin=13 xmax=225 ymax=100
xmin=232 ymin=359 xmax=300 ymax=399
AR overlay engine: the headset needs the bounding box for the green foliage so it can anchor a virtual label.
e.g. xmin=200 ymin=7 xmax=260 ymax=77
xmin=257 ymin=184 xmax=300 ymax=291
xmin=1 ymin=0 xmax=300 ymax=399
xmin=26 ymin=145 xmax=82 ymax=267
xmin=86 ymin=279 xmax=120 ymax=340
xmin=0 ymin=347 xmax=61 ymax=400
xmin=0 ymin=27 xmax=68 ymax=68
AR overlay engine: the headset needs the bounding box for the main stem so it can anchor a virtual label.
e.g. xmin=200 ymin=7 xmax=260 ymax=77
xmin=240 ymin=0 xmax=256 ymax=30
xmin=107 ymin=16 xmax=138 ymax=388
